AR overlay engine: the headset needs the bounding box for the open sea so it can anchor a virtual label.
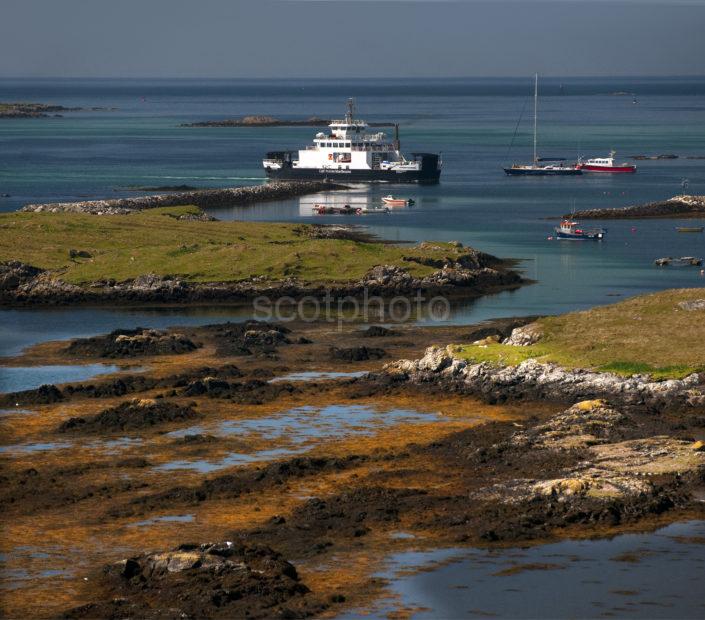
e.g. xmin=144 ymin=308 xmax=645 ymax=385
xmin=1 ymin=76 xmax=704 ymax=349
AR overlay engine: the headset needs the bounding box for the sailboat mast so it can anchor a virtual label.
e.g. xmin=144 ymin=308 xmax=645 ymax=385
xmin=533 ymin=73 xmax=538 ymax=164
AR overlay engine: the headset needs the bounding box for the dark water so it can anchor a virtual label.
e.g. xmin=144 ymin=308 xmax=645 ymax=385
xmin=343 ymin=520 xmax=705 ymax=619
xmin=0 ymin=363 xmax=123 ymax=392
xmin=1 ymin=77 xmax=704 ymax=351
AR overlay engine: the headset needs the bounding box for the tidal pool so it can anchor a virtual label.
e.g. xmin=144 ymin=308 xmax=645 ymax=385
xmin=345 ymin=520 xmax=705 ymax=619
xmin=0 ymin=364 xmax=124 ymax=393
xmin=159 ymin=404 xmax=444 ymax=472
xmin=269 ymin=371 xmax=368 ymax=383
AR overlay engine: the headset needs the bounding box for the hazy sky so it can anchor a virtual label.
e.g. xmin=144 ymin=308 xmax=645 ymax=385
xmin=2 ymin=0 xmax=704 ymax=78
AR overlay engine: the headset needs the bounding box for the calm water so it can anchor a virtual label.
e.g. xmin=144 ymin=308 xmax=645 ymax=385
xmin=1 ymin=77 xmax=704 ymax=350
xmin=344 ymin=520 xmax=705 ymax=619
xmin=1 ymin=77 xmax=704 ymax=615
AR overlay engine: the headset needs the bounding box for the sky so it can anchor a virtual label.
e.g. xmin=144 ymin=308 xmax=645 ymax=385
xmin=1 ymin=0 xmax=704 ymax=78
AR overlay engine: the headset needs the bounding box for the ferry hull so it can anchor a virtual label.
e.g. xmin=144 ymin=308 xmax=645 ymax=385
xmin=265 ymin=166 xmax=441 ymax=184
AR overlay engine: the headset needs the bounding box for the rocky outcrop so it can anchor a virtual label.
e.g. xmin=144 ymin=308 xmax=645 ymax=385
xmin=64 ymin=328 xmax=199 ymax=358
xmin=569 ymin=195 xmax=705 ymax=219
xmin=57 ymin=398 xmax=199 ymax=433
xmin=0 ymin=253 xmax=523 ymax=307
xmin=63 ymin=540 xmax=327 ymax=619
xmin=21 ymin=181 xmax=348 ymax=214
xmin=385 ymin=346 xmax=705 ymax=411
xmin=502 ymin=322 xmax=542 ymax=346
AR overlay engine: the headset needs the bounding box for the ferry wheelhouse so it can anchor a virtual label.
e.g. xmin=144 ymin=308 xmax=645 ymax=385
xmin=263 ymin=100 xmax=441 ymax=184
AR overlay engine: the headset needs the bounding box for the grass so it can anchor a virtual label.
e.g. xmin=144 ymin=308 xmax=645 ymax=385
xmin=0 ymin=206 xmax=473 ymax=285
xmin=454 ymin=288 xmax=705 ymax=379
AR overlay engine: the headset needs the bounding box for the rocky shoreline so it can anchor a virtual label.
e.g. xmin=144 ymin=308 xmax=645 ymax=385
xmin=0 ymin=255 xmax=523 ymax=306
xmin=567 ymin=194 xmax=705 ymax=220
xmin=20 ymin=181 xmax=348 ymax=215
xmin=380 ymin=339 xmax=705 ymax=412
xmin=2 ymin=317 xmax=705 ymax=617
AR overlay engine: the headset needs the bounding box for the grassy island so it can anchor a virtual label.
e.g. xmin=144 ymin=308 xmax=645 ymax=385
xmin=454 ymin=288 xmax=705 ymax=379
xmin=0 ymin=206 xmax=490 ymax=285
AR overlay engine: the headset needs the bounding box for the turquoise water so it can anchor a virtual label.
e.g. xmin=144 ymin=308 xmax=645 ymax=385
xmin=1 ymin=77 xmax=704 ymax=352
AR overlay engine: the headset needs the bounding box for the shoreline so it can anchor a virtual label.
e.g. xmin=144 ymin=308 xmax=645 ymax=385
xmin=1 ymin=312 xmax=704 ymax=617
xmin=568 ymin=194 xmax=705 ymax=220
xmin=20 ymin=180 xmax=348 ymax=214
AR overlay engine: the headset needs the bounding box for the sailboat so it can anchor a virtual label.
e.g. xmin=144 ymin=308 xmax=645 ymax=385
xmin=504 ymin=74 xmax=582 ymax=176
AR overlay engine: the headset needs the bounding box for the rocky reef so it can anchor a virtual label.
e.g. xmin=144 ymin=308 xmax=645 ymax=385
xmin=63 ymin=541 xmax=328 ymax=619
xmin=568 ymin=195 xmax=705 ymax=219
xmin=20 ymin=181 xmax=348 ymax=214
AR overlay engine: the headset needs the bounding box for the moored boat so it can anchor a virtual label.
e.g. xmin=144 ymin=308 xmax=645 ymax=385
xmin=676 ymin=226 xmax=704 ymax=233
xmin=503 ymin=74 xmax=582 ymax=177
xmin=576 ymin=151 xmax=636 ymax=173
xmin=382 ymin=195 xmax=414 ymax=207
xmin=554 ymin=219 xmax=606 ymax=240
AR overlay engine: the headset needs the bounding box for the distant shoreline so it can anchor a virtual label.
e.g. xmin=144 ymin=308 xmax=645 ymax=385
xmin=566 ymin=194 xmax=705 ymax=220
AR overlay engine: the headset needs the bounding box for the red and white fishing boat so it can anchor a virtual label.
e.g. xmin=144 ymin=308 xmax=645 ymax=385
xmin=576 ymin=151 xmax=636 ymax=173
xmin=382 ymin=195 xmax=415 ymax=207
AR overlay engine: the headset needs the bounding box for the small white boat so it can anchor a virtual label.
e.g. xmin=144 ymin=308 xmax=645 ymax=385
xmin=382 ymin=195 xmax=414 ymax=207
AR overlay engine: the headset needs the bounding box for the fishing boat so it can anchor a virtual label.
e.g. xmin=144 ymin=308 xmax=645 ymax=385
xmin=554 ymin=219 xmax=606 ymax=240
xmin=576 ymin=151 xmax=636 ymax=173
xmin=263 ymin=99 xmax=441 ymax=184
xmin=504 ymin=74 xmax=582 ymax=176
xmin=676 ymin=226 xmax=704 ymax=233
xmin=382 ymin=195 xmax=414 ymax=207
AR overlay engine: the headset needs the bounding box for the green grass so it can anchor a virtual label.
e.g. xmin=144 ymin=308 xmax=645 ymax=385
xmin=453 ymin=288 xmax=705 ymax=379
xmin=0 ymin=206 xmax=475 ymax=286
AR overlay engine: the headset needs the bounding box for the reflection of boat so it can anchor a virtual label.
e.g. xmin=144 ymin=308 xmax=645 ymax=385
xmin=654 ymin=256 xmax=703 ymax=266
xmin=504 ymin=74 xmax=582 ymax=177
xmin=382 ymin=195 xmax=414 ymax=207
xmin=577 ymin=151 xmax=636 ymax=173
xmin=554 ymin=219 xmax=606 ymax=240
xmin=312 ymin=204 xmax=361 ymax=215
xmin=676 ymin=226 xmax=704 ymax=233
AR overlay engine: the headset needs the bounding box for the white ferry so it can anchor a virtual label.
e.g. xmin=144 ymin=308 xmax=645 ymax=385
xmin=263 ymin=100 xmax=441 ymax=184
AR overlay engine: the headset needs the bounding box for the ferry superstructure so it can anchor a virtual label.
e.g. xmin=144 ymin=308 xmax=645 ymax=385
xmin=263 ymin=100 xmax=441 ymax=184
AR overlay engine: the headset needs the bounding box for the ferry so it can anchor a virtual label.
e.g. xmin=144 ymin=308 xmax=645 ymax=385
xmin=554 ymin=219 xmax=606 ymax=240
xmin=263 ymin=100 xmax=441 ymax=184
xmin=576 ymin=151 xmax=636 ymax=173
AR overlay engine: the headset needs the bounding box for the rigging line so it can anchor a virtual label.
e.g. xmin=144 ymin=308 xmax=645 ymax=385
xmin=503 ymin=90 xmax=531 ymax=166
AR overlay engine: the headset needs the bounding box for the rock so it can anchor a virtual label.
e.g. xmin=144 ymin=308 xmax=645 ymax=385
xmin=502 ymin=322 xmax=542 ymax=346
xmin=692 ymin=440 xmax=705 ymax=452
xmin=679 ymin=299 xmax=705 ymax=311
xmin=64 ymin=540 xmax=324 ymax=619
xmin=362 ymin=325 xmax=399 ymax=338
xmin=473 ymin=335 xmax=500 ymax=346
xmin=0 ymin=261 xmax=44 ymax=291
xmin=58 ymin=399 xmax=199 ymax=433
xmin=68 ymin=249 xmax=92 ymax=259
xmin=330 ymin=346 xmax=386 ymax=362
xmin=64 ymin=328 xmax=198 ymax=358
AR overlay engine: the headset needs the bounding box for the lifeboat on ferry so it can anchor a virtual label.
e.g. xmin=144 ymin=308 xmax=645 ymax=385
xmin=576 ymin=151 xmax=636 ymax=173
xmin=382 ymin=195 xmax=415 ymax=207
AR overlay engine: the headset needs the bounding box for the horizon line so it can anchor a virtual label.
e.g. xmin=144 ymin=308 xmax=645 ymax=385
xmin=2 ymin=74 xmax=705 ymax=80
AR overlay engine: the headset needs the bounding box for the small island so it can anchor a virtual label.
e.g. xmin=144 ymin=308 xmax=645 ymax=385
xmin=567 ymin=194 xmax=705 ymax=219
xmin=180 ymin=115 xmax=395 ymax=128
xmin=0 ymin=102 xmax=116 ymax=118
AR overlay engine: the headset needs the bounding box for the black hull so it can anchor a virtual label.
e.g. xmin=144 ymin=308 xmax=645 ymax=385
xmin=504 ymin=167 xmax=582 ymax=176
xmin=266 ymin=167 xmax=440 ymax=184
